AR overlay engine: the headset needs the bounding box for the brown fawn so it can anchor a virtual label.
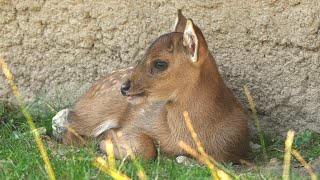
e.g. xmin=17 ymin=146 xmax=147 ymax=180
xmin=60 ymin=10 xmax=249 ymax=162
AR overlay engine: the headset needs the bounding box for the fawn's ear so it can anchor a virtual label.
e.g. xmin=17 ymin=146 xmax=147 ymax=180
xmin=183 ymin=19 xmax=199 ymax=63
xmin=174 ymin=9 xmax=187 ymax=32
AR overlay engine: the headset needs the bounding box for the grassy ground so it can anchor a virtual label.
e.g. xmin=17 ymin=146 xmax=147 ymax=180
xmin=0 ymin=102 xmax=319 ymax=179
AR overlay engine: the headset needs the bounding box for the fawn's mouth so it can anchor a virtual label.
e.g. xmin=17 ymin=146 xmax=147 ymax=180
xmin=126 ymin=92 xmax=145 ymax=101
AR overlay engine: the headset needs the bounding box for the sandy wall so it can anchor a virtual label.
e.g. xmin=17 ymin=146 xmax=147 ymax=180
xmin=1 ymin=0 xmax=319 ymax=135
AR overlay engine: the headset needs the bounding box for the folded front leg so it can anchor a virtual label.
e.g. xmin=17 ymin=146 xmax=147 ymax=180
xmin=52 ymin=108 xmax=119 ymax=146
xmin=99 ymin=130 xmax=157 ymax=160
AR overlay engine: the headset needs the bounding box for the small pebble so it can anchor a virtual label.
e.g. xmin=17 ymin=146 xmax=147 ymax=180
xmin=249 ymin=141 xmax=261 ymax=150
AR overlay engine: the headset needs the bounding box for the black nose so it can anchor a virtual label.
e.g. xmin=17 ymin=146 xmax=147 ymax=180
xmin=121 ymin=80 xmax=131 ymax=96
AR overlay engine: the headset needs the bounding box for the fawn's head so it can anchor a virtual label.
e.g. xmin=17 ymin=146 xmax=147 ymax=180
xmin=121 ymin=10 xmax=213 ymax=104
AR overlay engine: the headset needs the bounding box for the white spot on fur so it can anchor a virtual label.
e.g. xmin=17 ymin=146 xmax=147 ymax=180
xmin=93 ymin=121 xmax=117 ymax=137
xmin=117 ymin=131 xmax=123 ymax=137
xmin=129 ymin=66 xmax=134 ymax=69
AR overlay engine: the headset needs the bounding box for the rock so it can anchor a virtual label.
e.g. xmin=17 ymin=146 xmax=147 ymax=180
xmin=269 ymin=158 xmax=282 ymax=167
xmin=176 ymin=156 xmax=198 ymax=167
xmin=249 ymin=141 xmax=261 ymax=150
xmin=52 ymin=108 xmax=70 ymax=141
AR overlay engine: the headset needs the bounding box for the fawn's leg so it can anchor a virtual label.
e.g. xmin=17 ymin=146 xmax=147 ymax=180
xmin=99 ymin=130 xmax=157 ymax=160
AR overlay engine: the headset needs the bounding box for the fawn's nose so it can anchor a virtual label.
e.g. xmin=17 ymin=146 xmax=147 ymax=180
xmin=120 ymin=80 xmax=131 ymax=96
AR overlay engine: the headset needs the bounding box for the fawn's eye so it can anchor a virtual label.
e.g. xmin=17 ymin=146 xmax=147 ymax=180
xmin=154 ymin=60 xmax=168 ymax=71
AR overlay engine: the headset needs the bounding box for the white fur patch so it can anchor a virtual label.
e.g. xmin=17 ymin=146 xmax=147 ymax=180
xmin=93 ymin=121 xmax=117 ymax=137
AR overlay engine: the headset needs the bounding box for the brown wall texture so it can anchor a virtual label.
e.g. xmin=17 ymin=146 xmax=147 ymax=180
xmin=1 ymin=0 xmax=319 ymax=135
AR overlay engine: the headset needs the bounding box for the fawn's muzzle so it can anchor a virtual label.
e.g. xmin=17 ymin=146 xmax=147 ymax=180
xmin=120 ymin=80 xmax=131 ymax=96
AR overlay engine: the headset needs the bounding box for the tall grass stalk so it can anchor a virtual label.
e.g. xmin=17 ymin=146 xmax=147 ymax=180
xmin=182 ymin=111 xmax=220 ymax=179
xmin=243 ymin=85 xmax=268 ymax=163
xmin=282 ymin=129 xmax=294 ymax=180
xmin=0 ymin=57 xmax=56 ymax=180
xmin=92 ymin=157 xmax=131 ymax=180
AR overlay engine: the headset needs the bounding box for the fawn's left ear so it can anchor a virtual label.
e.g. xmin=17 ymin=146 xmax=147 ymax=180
xmin=174 ymin=9 xmax=187 ymax=33
xmin=183 ymin=19 xmax=199 ymax=63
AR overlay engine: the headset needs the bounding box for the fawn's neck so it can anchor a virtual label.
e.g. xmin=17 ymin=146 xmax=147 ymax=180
xmin=165 ymin=55 xmax=234 ymax=126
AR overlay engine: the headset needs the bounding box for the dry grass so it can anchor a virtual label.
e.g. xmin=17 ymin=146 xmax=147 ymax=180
xmin=283 ymin=130 xmax=295 ymax=180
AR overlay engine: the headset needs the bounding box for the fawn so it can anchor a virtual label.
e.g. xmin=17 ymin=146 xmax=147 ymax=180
xmin=59 ymin=10 xmax=249 ymax=162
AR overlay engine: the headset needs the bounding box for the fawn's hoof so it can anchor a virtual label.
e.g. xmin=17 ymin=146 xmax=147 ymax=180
xmin=96 ymin=140 xmax=107 ymax=153
xmin=52 ymin=108 xmax=70 ymax=142
xmin=96 ymin=141 xmax=103 ymax=152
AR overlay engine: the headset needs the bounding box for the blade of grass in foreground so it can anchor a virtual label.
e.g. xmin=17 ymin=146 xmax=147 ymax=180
xmin=182 ymin=111 xmax=220 ymax=179
xmin=243 ymin=85 xmax=268 ymax=164
xmin=282 ymin=129 xmax=294 ymax=180
xmin=123 ymin=142 xmax=149 ymax=180
xmin=93 ymin=157 xmax=131 ymax=180
xmin=93 ymin=133 xmax=148 ymax=180
xmin=178 ymin=141 xmax=238 ymax=180
xmin=106 ymin=140 xmax=116 ymax=171
xmin=0 ymin=57 xmax=56 ymax=180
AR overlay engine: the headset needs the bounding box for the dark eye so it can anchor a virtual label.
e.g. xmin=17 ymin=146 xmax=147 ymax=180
xmin=154 ymin=60 xmax=168 ymax=71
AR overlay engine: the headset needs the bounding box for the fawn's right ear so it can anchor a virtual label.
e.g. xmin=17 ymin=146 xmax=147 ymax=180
xmin=174 ymin=9 xmax=187 ymax=32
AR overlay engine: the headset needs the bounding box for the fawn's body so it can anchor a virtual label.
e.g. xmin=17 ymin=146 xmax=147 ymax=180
xmin=62 ymin=10 xmax=249 ymax=162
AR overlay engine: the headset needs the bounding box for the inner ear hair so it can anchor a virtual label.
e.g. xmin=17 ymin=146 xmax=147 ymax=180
xmin=183 ymin=19 xmax=199 ymax=63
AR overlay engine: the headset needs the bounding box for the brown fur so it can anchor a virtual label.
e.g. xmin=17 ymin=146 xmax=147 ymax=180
xmin=62 ymin=10 xmax=249 ymax=163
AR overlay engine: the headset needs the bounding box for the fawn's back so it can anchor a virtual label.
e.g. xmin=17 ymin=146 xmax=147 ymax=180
xmin=62 ymin=10 xmax=249 ymax=162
